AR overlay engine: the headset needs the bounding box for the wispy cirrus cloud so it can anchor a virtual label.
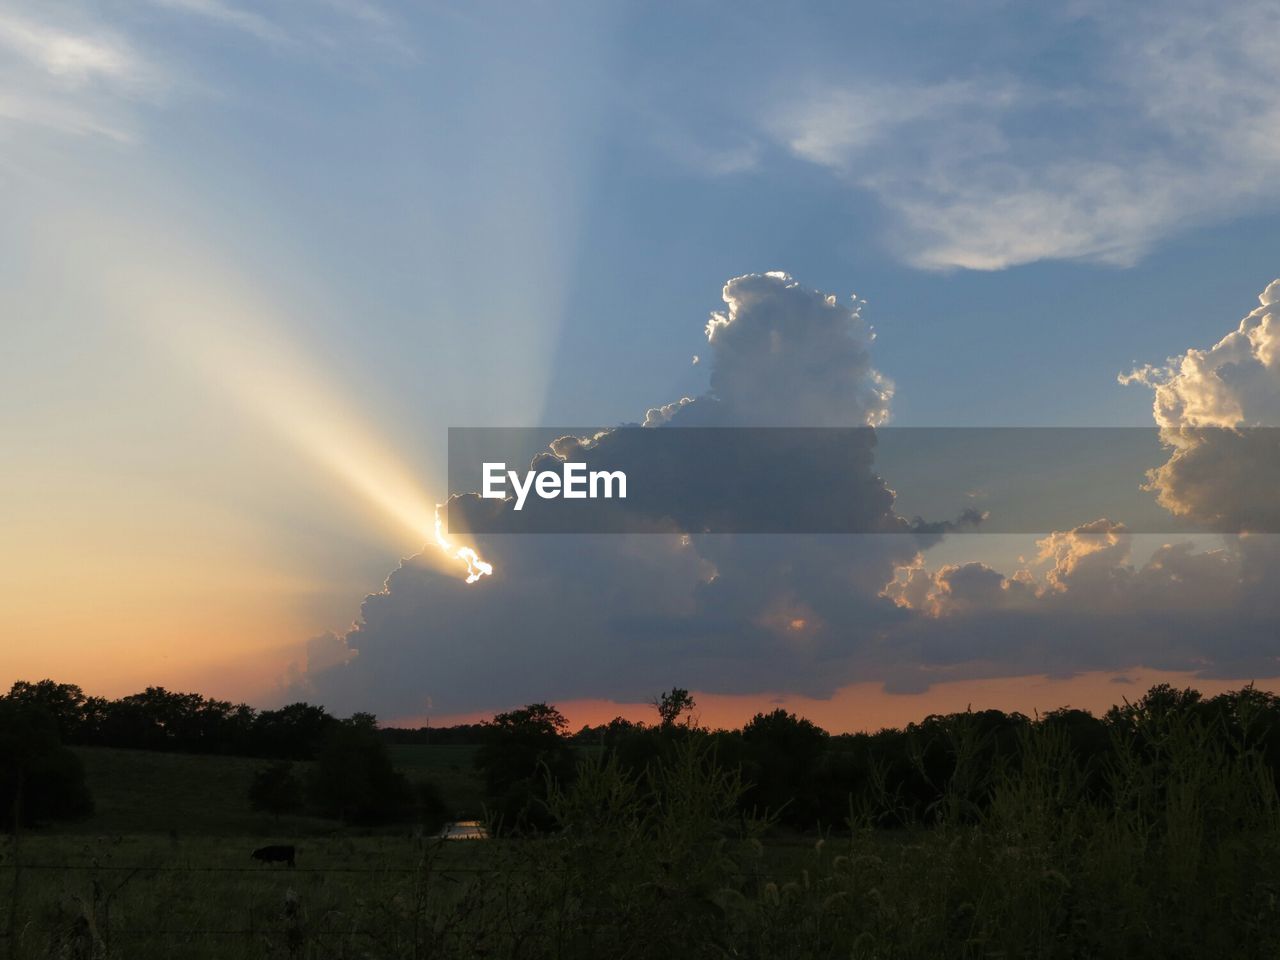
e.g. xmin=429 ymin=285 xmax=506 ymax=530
xmin=765 ymin=0 xmax=1280 ymax=271
xmin=147 ymin=0 xmax=292 ymax=47
xmin=0 ymin=0 xmax=411 ymax=153
xmin=0 ymin=10 xmax=157 ymax=144
xmin=0 ymin=12 xmax=138 ymax=83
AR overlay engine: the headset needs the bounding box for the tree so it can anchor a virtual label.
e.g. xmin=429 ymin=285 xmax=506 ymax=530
xmin=741 ymin=709 xmax=829 ymax=825
xmin=248 ymin=761 xmax=304 ymax=820
xmin=415 ymin=780 xmax=451 ymax=834
xmin=307 ymin=716 xmax=412 ymax=824
xmin=0 ymin=701 xmax=93 ymax=827
xmin=473 ymin=703 xmax=574 ymax=834
xmin=4 ymin=680 xmax=87 ymax=743
xmin=253 ymin=702 xmax=339 ymax=759
xmin=652 ymin=688 xmax=696 ymax=729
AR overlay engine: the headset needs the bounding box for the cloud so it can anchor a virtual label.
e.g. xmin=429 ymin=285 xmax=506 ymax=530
xmin=449 ymin=273 xmax=910 ymax=536
xmin=0 ymin=13 xmax=138 ymax=83
xmin=773 ymin=80 xmax=1010 ymax=172
xmin=292 ymin=274 xmax=925 ymax=716
xmin=1123 ymin=280 xmax=1280 ymax=530
xmin=0 ymin=10 xmax=156 ymax=143
xmin=874 ymin=275 xmax=1280 ymax=687
xmin=0 ymin=0 xmax=411 ymax=153
xmin=766 ymin=1 xmax=1280 ymax=270
xmin=880 ymin=526 xmax=1278 ymax=687
xmin=889 ymin=517 xmax=1250 ymax=617
xmin=293 ymin=272 xmax=1280 ymax=719
xmin=282 ymin=631 xmax=357 ymax=696
xmin=148 ymin=0 xmax=291 ymax=47
xmin=701 ymin=273 xmax=892 ymax=428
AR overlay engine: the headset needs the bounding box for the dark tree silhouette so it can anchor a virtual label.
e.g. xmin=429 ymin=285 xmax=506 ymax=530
xmin=0 ymin=700 xmax=93 ymax=827
xmin=652 ymin=688 xmax=696 ymax=729
xmin=741 ymin=709 xmax=829 ymax=824
xmin=307 ymin=715 xmax=412 ymax=824
xmin=248 ymin=761 xmax=304 ymax=820
xmin=473 ymin=703 xmax=574 ymax=834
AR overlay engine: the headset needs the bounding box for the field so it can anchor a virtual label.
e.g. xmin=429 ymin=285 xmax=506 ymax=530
xmin=3 ymin=747 xmax=498 ymax=956
xmin=385 ymin=744 xmax=483 ymax=819
xmin=61 ymin=745 xmax=484 ymax=837
xmin=3 ymin=731 xmax=1279 ymax=958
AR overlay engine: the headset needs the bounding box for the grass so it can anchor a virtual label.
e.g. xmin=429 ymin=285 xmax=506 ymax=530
xmin=65 ymin=745 xmax=487 ymax=836
xmin=5 ymin=725 xmax=1277 ymax=958
xmin=68 ymin=748 xmax=331 ymax=837
xmin=0 ymin=833 xmax=496 ymax=958
xmin=385 ymin=744 xmax=484 ymax=818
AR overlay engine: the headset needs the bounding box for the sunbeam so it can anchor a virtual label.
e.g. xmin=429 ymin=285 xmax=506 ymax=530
xmin=87 ymin=221 xmax=493 ymax=583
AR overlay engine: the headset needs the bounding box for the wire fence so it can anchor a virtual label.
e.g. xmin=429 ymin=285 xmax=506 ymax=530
xmin=0 ymin=854 xmax=785 ymax=947
xmin=1 ymin=860 xmax=784 ymax=877
xmin=5 ymin=862 xmax=495 ymax=874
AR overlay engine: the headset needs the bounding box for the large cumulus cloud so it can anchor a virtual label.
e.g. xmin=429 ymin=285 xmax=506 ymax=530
xmin=288 ymin=274 xmax=1280 ymax=719
xmin=291 ymin=273 xmax=928 ymax=717
xmin=875 ymin=279 xmax=1280 ymax=690
xmin=880 ymin=518 xmax=1280 ymax=688
xmin=1122 ymin=280 xmax=1280 ymax=530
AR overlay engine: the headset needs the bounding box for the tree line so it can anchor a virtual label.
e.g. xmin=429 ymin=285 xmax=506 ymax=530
xmin=4 ymin=678 xmax=1280 ymax=836
xmin=473 ymin=683 xmax=1280 ymax=835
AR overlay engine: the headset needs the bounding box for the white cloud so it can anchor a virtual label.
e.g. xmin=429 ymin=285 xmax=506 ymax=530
xmin=775 ymin=80 xmax=1009 ymax=171
xmin=286 ymin=271 xmax=1280 ymax=715
xmin=289 ymin=273 xmax=918 ymax=715
xmin=879 ymin=275 xmax=1280 ymax=683
xmin=147 ymin=0 xmax=290 ymax=47
xmin=768 ymin=1 xmax=1280 ymax=270
xmin=0 ymin=10 xmax=156 ymax=145
xmin=0 ymin=13 xmax=137 ymax=83
xmin=704 ymin=272 xmax=892 ymax=427
xmin=1122 ymin=279 xmax=1280 ymax=530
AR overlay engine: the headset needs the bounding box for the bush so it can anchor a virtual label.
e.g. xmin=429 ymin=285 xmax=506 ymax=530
xmin=248 ymin=761 xmax=304 ymax=819
xmin=0 ymin=700 xmax=93 ymax=827
xmin=473 ymin=702 xmax=575 ymax=834
xmin=307 ymin=716 xmax=412 ymax=824
xmin=415 ymin=780 xmax=451 ymax=834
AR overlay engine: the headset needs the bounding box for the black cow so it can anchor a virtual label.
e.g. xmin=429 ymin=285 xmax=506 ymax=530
xmin=251 ymin=844 xmax=296 ymax=868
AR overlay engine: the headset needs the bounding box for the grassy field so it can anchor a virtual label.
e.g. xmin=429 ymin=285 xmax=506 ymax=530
xmin=66 ymin=745 xmax=486 ymax=837
xmin=0 ymin=832 xmax=499 ymax=958
xmin=5 ymin=732 xmax=1276 ymax=958
xmin=385 ymin=744 xmax=483 ymax=818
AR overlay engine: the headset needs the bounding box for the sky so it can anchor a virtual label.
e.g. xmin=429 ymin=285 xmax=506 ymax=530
xmin=4 ymin=0 xmax=1280 ymax=730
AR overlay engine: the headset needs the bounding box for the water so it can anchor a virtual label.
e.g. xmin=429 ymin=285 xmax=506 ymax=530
xmin=439 ymin=820 xmax=490 ymax=840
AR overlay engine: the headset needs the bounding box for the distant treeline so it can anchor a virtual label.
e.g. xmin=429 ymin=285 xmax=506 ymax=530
xmin=0 ymin=680 xmax=500 ymax=759
xmin=474 ymin=684 xmax=1280 ymax=834
xmin=5 ymin=678 xmax=1280 ymax=834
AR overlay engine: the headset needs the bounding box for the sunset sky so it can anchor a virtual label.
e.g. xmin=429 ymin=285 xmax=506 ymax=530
xmin=5 ymin=0 xmax=1280 ymax=731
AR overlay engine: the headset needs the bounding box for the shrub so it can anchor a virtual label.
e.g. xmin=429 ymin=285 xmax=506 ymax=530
xmin=307 ymin=716 xmax=412 ymax=824
xmin=248 ymin=761 xmax=304 ymax=819
xmin=0 ymin=700 xmax=93 ymax=826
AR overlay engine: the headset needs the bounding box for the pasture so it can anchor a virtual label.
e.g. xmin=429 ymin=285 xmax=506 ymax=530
xmin=2 ymin=719 xmax=1279 ymax=958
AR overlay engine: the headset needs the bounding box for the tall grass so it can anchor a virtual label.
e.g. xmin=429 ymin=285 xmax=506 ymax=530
xmin=5 ymin=715 xmax=1279 ymax=958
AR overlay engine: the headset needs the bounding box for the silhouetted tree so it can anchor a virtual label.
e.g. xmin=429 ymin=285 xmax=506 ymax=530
xmin=415 ymin=780 xmax=451 ymax=834
xmin=253 ymin=702 xmax=339 ymax=759
xmin=652 ymin=688 xmax=696 ymax=729
xmin=4 ymin=680 xmax=88 ymax=742
xmin=741 ymin=709 xmax=829 ymax=825
xmin=308 ymin=715 xmax=412 ymax=824
xmin=473 ymin=703 xmax=574 ymax=834
xmin=249 ymin=761 xmax=304 ymax=820
xmin=0 ymin=701 xmax=93 ymax=827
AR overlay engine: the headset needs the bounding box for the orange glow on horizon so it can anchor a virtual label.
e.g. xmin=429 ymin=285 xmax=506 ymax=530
xmin=407 ymin=669 xmax=1280 ymax=734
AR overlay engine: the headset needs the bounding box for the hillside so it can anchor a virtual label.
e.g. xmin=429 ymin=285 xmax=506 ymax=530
xmin=63 ymin=745 xmax=484 ymax=835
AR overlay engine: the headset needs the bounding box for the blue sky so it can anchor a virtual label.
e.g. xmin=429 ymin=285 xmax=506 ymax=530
xmin=4 ymin=0 xmax=1280 ymax=720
